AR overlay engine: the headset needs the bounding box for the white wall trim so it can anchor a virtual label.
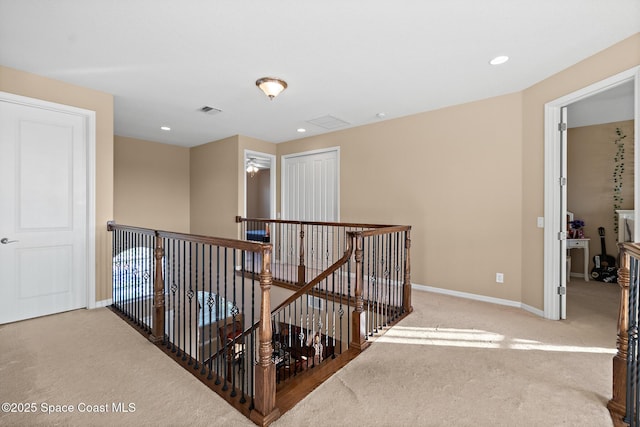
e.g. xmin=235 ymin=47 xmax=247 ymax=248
xmin=93 ymin=299 xmax=113 ymax=309
xmin=0 ymin=91 xmax=97 ymax=310
xmin=412 ymin=283 xmax=544 ymax=317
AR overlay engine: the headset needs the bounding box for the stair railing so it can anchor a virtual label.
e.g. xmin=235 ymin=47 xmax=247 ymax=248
xmin=268 ymin=225 xmax=412 ymax=387
xmin=108 ymin=220 xmax=411 ymax=424
xmin=609 ymin=242 xmax=640 ymax=427
xmin=108 ymin=222 xmax=279 ymax=424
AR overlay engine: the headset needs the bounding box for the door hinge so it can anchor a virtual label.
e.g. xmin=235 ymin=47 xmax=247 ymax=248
xmin=559 ymin=177 xmax=567 ymax=186
xmin=557 ymin=286 xmax=566 ymax=295
xmin=558 ymin=122 xmax=567 ymax=132
xmin=558 ymin=231 xmax=567 ymax=240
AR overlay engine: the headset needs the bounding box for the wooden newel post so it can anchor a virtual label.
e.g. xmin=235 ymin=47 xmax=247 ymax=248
xmin=351 ymin=233 xmax=369 ymax=352
xmin=608 ymin=244 xmax=630 ymax=424
xmin=403 ymin=229 xmax=413 ymax=314
xmin=150 ymin=232 xmax=165 ymax=343
xmin=251 ymin=245 xmax=280 ymax=426
xmin=298 ymin=224 xmax=306 ymax=286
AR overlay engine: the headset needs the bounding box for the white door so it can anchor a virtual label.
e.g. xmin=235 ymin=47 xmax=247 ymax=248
xmin=282 ymin=148 xmax=339 ymax=270
xmin=282 ymin=148 xmax=339 ymax=222
xmin=559 ymin=106 xmax=568 ymax=319
xmin=0 ymin=100 xmax=88 ymax=324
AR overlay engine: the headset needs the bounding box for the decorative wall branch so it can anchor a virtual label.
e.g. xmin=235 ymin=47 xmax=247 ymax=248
xmin=613 ymin=127 xmax=628 ymax=234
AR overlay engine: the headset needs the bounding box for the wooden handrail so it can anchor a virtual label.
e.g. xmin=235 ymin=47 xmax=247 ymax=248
xmin=236 ymin=215 xmax=398 ymax=230
xmin=109 ymin=221 xmax=269 ymax=252
xmin=271 ymin=237 xmax=354 ymax=315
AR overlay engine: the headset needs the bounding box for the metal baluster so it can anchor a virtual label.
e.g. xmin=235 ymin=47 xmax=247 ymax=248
xmin=135 ymin=233 xmax=141 ymax=326
xmin=385 ymin=233 xmax=391 ymax=327
xmin=239 ymin=249 xmax=247 ymax=403
xmin=215 ymin=246 xmax=221 ymax=385
xmin=170 ymin=239 xmax=177 ymax=351
xmin=206 ymin=244 xmax=213 ymax=379
xmin=188 ymin=242 xmax=194 ymax=366
xmin=176 ymin=240 xmax=182 ymax=358
xmin=147 ymin=233 xmax=153 ymax=332
xmin=231 ymin=249 xmax=238 ymax=397
xmin=332 ymin=265 xmax=337 ymax=354
xmin=249 ymin=251 xmax=255 ymax=410
xmin=222 ymin=247 xmax=229 ymax=391
xmin=344 ymin=249 xmax=349 ymax=353
xmin=112 ymin=229 xmax=117 ymax=310
xmin=367 ymin=235 xmax=373 ymax=336
xmin=194 ymin=243 xmax=201 ymax=371
xmin=181 ymin=240 xmax=187 ymax=361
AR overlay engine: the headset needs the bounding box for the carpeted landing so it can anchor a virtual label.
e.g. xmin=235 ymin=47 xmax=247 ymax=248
xmin=0 ymin=279 xmax=618 ymax=426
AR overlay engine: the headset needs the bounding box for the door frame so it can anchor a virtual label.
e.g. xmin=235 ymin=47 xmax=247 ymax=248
xmin=243 ymin=149 xmax=276 ymax=219
xmin=543 ymin=66 xmax=640 ymax=320
xmin=281 ymin=146 xmax=340 ymax=221
xmin=0 ymin=91 xmax=97 ymax=309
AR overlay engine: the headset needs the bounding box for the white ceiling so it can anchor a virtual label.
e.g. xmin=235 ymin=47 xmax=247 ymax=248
xmin=1 ymin=1 xmax=638 ymax=147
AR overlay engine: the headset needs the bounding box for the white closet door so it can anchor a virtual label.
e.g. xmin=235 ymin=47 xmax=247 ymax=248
xmin=282 ymin=148 xmax=339 ymax=268
xmin=282 ymin=148 xmax=339 ymax=222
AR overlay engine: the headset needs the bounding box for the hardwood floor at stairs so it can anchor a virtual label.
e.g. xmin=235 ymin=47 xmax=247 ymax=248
xmin=275 ymin=348 xmax=359 ymax=415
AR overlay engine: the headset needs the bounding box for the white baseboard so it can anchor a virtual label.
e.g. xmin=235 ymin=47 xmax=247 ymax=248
xmin=411 ymin=283 xmax=544 ymax=317
xmin=92 ymin=299 xmax=113 ymax=309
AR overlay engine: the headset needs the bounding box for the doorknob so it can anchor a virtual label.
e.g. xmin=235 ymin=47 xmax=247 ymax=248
xmin=1 ymin=238 xmax=18 ymax=244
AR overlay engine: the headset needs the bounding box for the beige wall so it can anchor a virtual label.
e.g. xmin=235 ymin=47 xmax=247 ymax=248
xmin=190 ymin=135 xmax=240 ymax=238
xmin=567 ymin=120 xmax=635 ymax=275
xmin=521 ymin=33 xmax=640 ymax=309
xmin=277 ymin=93 xmax=524 ymax=302
xmin=0 ymin=65 xmax=114 ymax=302
xmin=114 ymin=136 xmax=190 ymax=232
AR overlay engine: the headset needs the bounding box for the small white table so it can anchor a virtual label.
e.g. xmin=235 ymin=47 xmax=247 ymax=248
xmin=567 ymin=238 xmax=590 ymax=281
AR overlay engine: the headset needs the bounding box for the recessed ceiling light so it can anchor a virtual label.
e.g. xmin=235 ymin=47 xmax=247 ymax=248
xmin=297 ymin=128 xmax=306 ymax=133
xmin=489 ymin=55 xmax=509 ymax=65
xmin=160 ymin=126 xmax=171 ymax=131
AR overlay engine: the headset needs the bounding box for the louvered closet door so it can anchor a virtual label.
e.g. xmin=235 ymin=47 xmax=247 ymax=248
xmin=282 ymin=149 xmax=339 ymax=267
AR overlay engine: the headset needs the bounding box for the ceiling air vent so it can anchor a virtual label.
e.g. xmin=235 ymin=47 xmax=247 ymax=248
xmin=199 ymin=106 xmax=222 ymax=115
xmin=307 ymin=114 xmax=350 ymax=130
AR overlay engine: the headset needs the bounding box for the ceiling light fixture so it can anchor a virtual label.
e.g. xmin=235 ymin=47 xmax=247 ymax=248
xmin=489 ymin=55 xmax=509 ymax=65
xmin=246 ymin=159 xmax=259 ymax=178
xmin=297 ymin=128 xmax=306 ymax=133
xmin=256 ymin=77 xmax=288 ymax=100
xmin=160 ymin=126 xmax=171 ymax=131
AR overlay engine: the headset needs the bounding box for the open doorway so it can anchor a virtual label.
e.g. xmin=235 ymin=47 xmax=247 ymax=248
xmin=543 ymin=67 xmax=640 ymax=320
xmin=244 ymin=150 xmax=276 ymax=219
xmin=566 ymin=81 xmax=635 ymax=283
xmin=562 ymin=81 xmax=635 ymax=322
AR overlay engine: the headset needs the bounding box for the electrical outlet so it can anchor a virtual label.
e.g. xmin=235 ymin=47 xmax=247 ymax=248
xmin=537 ymin=217 xmax=544 ymax=228
xmin=496 ymin=273 xmax=504 ymax=283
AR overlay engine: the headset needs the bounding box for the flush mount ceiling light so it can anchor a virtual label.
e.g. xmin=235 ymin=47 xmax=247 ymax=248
xmin=489 ymin=55 xmax=509 ymax=65
xmin=256 ymin=77 xmax=288 ymax=100
xmin=160 ymin=126 xmax=171 ymax=131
